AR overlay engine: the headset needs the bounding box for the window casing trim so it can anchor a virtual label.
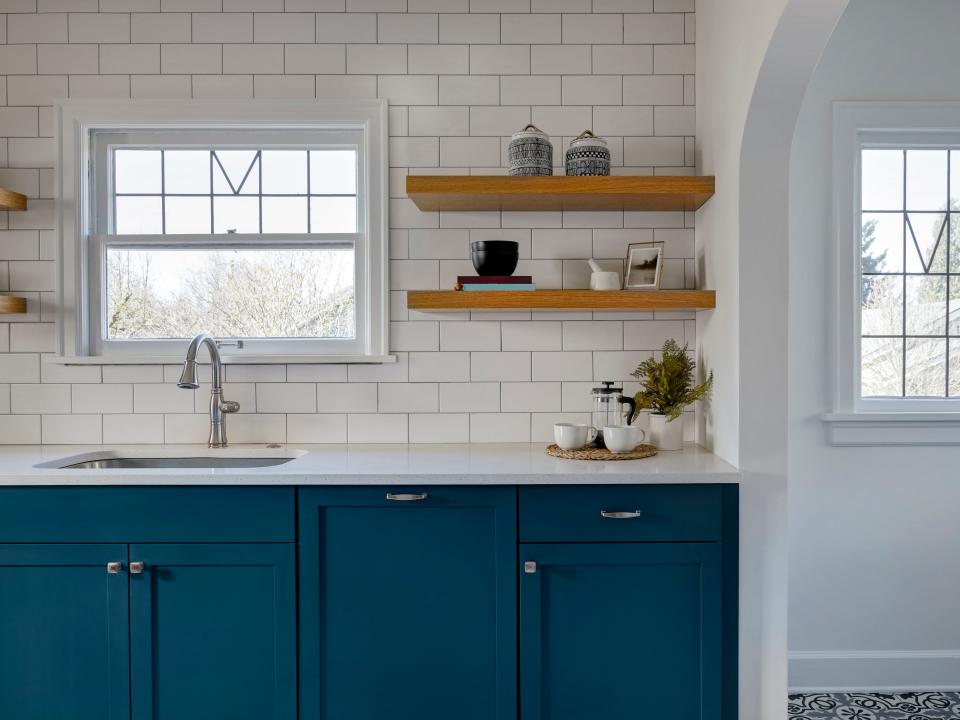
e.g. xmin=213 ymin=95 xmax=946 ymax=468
xmin=55 ymin=99 xmax=389 ymax=364
xmin=827 ymin=102 xmax=960 ymax=443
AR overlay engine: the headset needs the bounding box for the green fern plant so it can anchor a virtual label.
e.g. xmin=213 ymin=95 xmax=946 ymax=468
xmin=630 ymin=339 xmax=713 ymax=422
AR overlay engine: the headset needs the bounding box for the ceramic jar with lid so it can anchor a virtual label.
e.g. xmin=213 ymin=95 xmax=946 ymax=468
xmin=508 ymin=124 xmax=553 ymax=176
xmin=565 ymin=130 xmax=610 ymax=176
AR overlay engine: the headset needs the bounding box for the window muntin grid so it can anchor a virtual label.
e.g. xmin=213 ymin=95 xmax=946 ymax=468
xmin=860 ymin=148 xmax=960 ymax=398
xmin=112 ymin=148 xmax=358 ymax=235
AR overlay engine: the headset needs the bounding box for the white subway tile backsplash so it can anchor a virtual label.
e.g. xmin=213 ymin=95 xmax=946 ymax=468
xmin=500 ymin=382 xmax=560 ymax=412
xmin=653 ymin=43 xmax=695 ymax=74
xmin=501 ymin=13 xmax=560 ymax=44
xmin=408 ymin=44 xmax=470 ymax=74
xmin=348 ymin=413 xmax=408 ymax=443
xmin=378 ymin=13 xmax=438 ymax=43
xmin=132 ymin=13 xmax=190 ymax=43
xmin=441 ymin=321 xmax=500 ymax=351
xmin=42 ymin=414 xmax=101 ymax=444
xmin=193 ymin=12 xmax=253 ymax=43
xmin=11 ymin=384 xmax=70 ymax=414
xmin=379 ymin=382 xmax=438 ymax=412
xmin=439 ymin=381 xmax=499 ymax=412
xmin=471 ymin=44 xmax=529 ymax=75
xmin=316 ymin=13 xmax=377 ymax=43
xmin=439 ymin=13 xmax=499 ymax=43
xmin=531 ymin=351 xmax=591 ymax=380
xmin=409 ymin=413 xmax=470 ymax=443
xmin=287 ymin=414 xmax=348 ymax=443
xmin=438 ymin=74 xmax=499 ymax=105
xmin=256 ymin=382 xmax=317 ymax=413
xmin=318 ymin=382 xmax=378 ymax=412
xmin=470 ymin=412 xmax=529 ymax=442
xmin=254 ymin=13 xmax=315 ymax=43
xmin=103 ymin=414 xmax=164 ymax=444
xmin=0 ymin=0 xmax=697 ymax=447
xmin=72 ymin=383 xmax=133 ymax=414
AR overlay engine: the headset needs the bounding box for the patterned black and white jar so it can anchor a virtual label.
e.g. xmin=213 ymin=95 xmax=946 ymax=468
xmin=565 ymin=130 xmax=611 ymax=176
xmin=508 ymin=124 xmax=553 ymax=176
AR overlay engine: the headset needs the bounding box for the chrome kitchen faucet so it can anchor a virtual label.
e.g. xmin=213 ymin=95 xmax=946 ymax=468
xmin=177 ymin=332 xmax=240 ymax=448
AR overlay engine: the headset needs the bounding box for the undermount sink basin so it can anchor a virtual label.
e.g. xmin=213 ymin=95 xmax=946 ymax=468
xmin=36 ymin=447 xmax=306 ymax=471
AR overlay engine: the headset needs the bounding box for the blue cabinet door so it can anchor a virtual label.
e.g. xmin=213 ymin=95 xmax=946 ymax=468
xmin=129 ymin=543 xmax=296 ymax=720
xmin=299 ymin=487 xmax=517 ymax=720
xmin=520 ymin=543 xmax=722 ymax=720
xmin=0 ymin=544 xmax=130 ymax=720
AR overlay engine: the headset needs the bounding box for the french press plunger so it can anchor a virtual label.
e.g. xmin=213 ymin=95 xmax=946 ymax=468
xmin=591 ymin=381 xmax=637 ymax=448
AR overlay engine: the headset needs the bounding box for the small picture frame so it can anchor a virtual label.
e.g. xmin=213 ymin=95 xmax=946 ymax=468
xmin=624 ymin=245 xmax=664 ymax=290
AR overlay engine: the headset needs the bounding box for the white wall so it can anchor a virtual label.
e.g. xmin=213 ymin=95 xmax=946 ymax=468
xmin=789 ymin=0 xmax=960 ymax=691
xmin=0 ymin=0 xmax=699 ymax=446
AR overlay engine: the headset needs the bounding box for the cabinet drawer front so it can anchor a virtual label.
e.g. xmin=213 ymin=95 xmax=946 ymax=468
xmin=0 ymin=487 xmax=294 ymax=542
xmin=520 ymin=485 xmax=723 ymax=542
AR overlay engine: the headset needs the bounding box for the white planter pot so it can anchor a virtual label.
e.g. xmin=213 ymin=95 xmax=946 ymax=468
xmin=649 ymin=413 xmax=683 ymax=451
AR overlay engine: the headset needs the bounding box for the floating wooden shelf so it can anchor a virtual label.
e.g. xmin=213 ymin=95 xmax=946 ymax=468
xmin=408 ymin=290 xmax=716 ymax=312
xmin=406 ymin=175 xmax=715 ymax=212
xmin=0 ymin=296 xmax=28 ymax=314
xmin=0 ymin=188 xmax=27 ymax=212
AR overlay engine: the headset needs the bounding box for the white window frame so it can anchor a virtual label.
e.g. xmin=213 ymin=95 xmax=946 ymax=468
xmin=54 ymin=99 xmax=391 ymax=365
xmin=826 ymin=101 xmax=960 ymax=444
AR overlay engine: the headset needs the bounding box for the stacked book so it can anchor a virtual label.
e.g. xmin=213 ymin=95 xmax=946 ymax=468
xmin=456 ymin=275 xmax=536 ymax=291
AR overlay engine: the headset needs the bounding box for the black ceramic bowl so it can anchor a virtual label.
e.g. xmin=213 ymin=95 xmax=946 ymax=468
xmin=471 ymin=240 xmax=519 ymax=277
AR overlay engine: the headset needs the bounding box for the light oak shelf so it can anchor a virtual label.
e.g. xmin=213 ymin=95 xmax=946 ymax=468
xmin=0 ymin=296 xmax=28 ymax=314
xmin=0 ymin=188 xmax=27 ymax=212
xmin=406 ymin=175 xmax=715 ymax=212
xmin=407 ymin=290 xmax=716 ymax=312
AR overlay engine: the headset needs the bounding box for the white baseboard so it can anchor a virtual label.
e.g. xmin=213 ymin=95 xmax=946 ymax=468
xmin=789 ymin=650 xmax=960 ymax=692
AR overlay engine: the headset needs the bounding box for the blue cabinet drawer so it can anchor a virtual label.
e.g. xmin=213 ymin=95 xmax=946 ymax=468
xmin=0 ymin=487 xmax=294 ymax=542
xmin=519 ymin=485 xmax=724 ymax=542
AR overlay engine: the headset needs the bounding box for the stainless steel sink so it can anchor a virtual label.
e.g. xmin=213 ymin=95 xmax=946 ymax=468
xmin=35 ymin=447 xmax=306 ymax=470
xmin=62 ymin=457 xmax=295 ymax=470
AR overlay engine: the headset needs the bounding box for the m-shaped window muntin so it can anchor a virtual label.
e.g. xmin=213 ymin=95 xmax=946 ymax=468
xmin=860 ymin=147 xmax=960 ymax=398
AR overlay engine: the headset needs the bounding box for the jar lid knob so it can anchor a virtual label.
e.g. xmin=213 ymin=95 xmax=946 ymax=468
xmin=574 ymin=129 xmax=596 ymax=140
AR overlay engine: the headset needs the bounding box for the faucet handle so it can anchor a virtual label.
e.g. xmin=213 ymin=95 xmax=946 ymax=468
xmin=220 ymin=400 xmax=240 ymax=413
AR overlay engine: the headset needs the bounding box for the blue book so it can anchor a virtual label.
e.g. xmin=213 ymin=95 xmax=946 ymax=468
xmin=462 ymin=283 xmax=537 ymax=291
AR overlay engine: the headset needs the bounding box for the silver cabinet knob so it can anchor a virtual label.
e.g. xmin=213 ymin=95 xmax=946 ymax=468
xmin=129 ymin=561 xmax=145 ymax=574
xmin=107 ymin=562 xmax=122 ymax=574
xmin=600 ymin=510 xmax=642 ymax=519
xmin=524 ymin=561 xmax=537 ymax=574
xmin=385 ymin=493 xmax=428 ymax=501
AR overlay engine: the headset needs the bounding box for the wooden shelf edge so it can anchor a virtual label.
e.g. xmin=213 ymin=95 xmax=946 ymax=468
xmin=0 ymin=295 xmax=29 ymax=314
xmin=0 ymin=188 xmax=28 ymax=212
xmin=408 ymin=290 xmax=716 ymax=312
xmin=406 ymin=175 xmax=715 ymax=212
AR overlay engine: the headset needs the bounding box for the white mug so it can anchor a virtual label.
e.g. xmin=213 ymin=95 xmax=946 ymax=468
xmin=554 ymin=423 xmax=598 ymax=450
xmin=603 ymin=425 xmax=647 ymax=454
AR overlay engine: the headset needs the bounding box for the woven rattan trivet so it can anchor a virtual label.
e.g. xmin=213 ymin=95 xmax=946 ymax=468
xmin=545 ymin=443 xmax=658 ymax=460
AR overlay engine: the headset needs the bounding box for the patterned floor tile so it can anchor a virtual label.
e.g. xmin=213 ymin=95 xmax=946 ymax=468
xmin=789 ymin=692 xmax=960 ymax=719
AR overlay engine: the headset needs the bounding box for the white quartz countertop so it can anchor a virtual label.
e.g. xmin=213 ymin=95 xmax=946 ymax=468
xmin=0 ymin=443 xmax=739 ymax=486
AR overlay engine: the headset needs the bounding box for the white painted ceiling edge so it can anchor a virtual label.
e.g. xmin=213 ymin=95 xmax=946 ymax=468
xmin=696 ymin=0 xmax=849 ymax=717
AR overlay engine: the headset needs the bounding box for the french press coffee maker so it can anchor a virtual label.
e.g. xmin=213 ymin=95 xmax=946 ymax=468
xmin=591 ymin=381 xmax=637 ymax=448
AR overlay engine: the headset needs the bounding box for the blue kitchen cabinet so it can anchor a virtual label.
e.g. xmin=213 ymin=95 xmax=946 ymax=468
xmin=298 ymin=487 xmax=517 ymax=720
xmin=0 ymin=544 xmax=131 ymax=720
xmin=520 ymin=543 xmax=723 ymax=720
xmin=129 ymin=543 xmax=296 ymax=720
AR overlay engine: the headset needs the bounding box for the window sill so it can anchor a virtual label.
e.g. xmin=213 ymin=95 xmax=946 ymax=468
xmin=822 ymin=412 xmax=960 ymax=446
xmin=47 ymin=354 xmax=398 ymax=366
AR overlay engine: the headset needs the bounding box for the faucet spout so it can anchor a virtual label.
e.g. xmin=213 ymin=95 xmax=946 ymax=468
xmin=177 ymin=333 xmax=237 ymax=447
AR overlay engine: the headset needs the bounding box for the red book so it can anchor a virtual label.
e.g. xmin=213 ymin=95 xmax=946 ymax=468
xmin=457 ymin=275 xmax=532 ymax=284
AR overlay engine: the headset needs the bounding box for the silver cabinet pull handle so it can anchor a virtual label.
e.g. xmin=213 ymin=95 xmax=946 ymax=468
xmin=129 ymin=561 xmax=145 ymax=574
xmin=385 ymin=493 xmax=428 ymax=501
xmin=107 ymin=562 xmax=122 ymax=574
xmin=600 ymin=510 xmax=642 ymax=519
xmin=524 ymin=561 xmax=537 ymax=574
